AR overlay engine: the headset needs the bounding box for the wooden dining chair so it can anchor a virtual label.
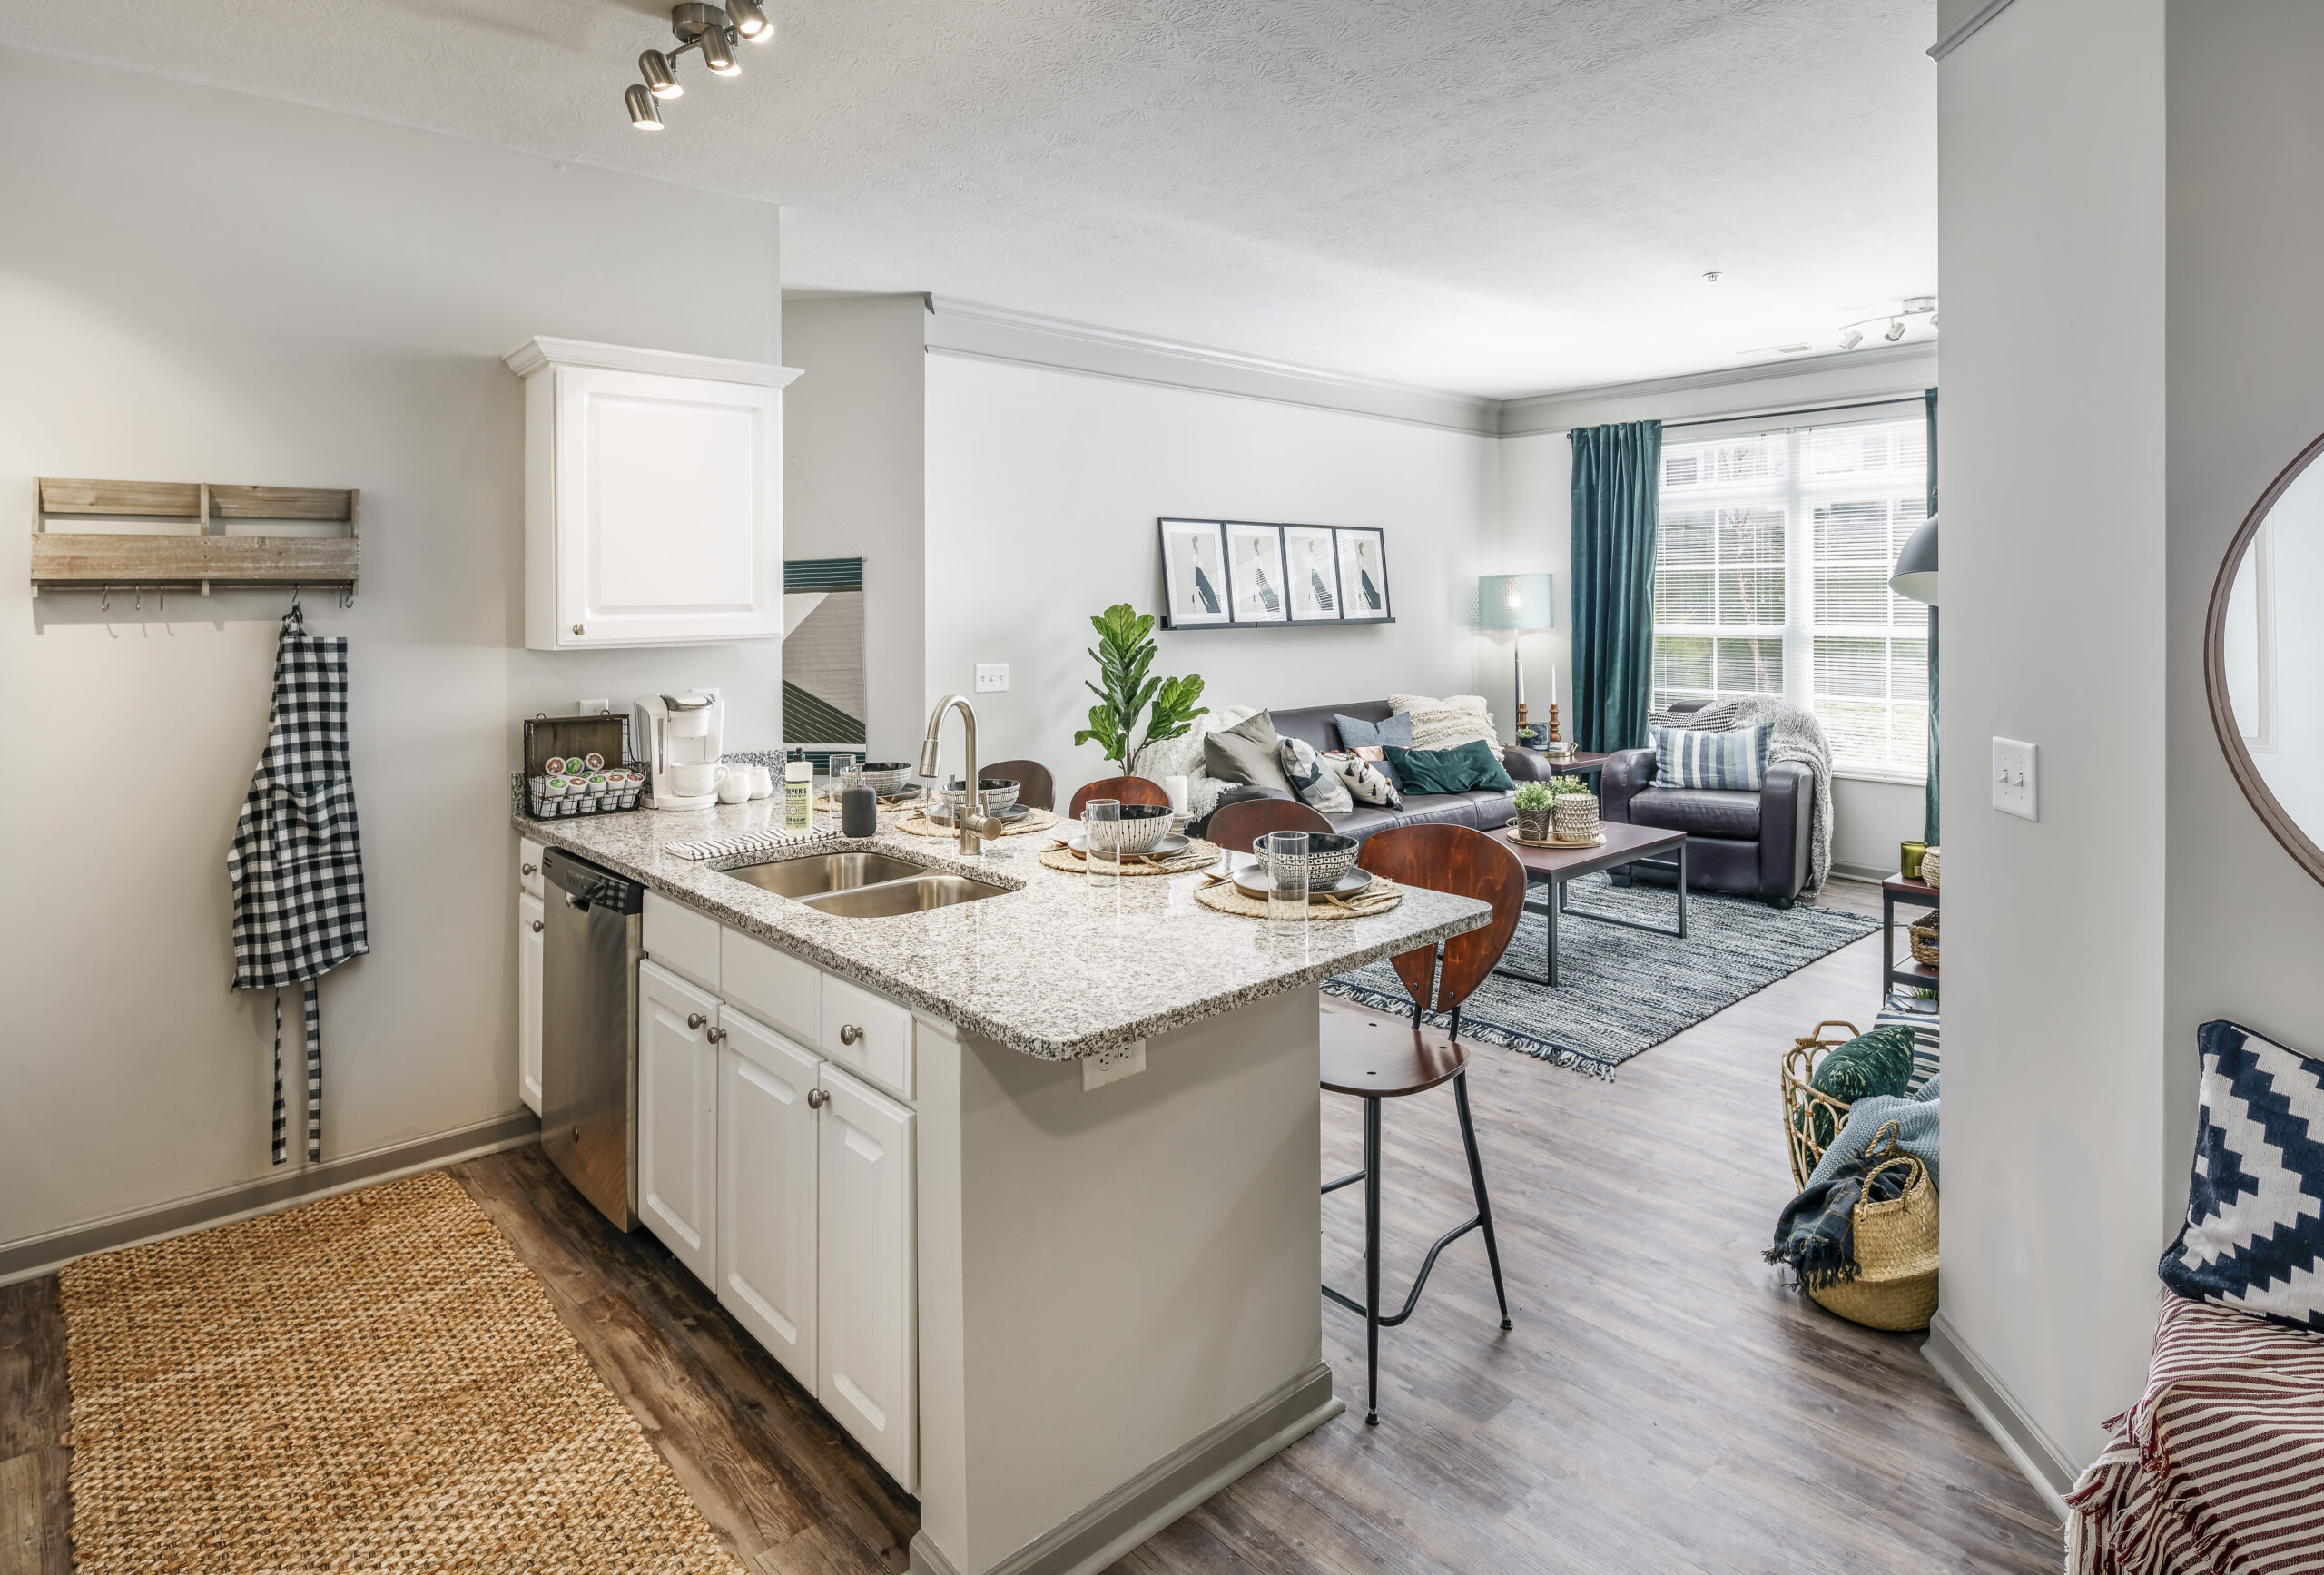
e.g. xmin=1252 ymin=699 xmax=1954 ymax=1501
xmin=1321 ymin=822 xmax=1527 ymax=1425
xmin=1205 ymin=796 xmax=1331 ymax=858
xmin=1067 ymin=775 xmax=1171 ymax=819
xmin=979 ymin=758 xmax=1055 ymax=812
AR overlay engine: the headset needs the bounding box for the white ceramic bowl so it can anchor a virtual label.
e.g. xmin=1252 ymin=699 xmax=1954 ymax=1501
xmin=1252 ymin=832 xmax=1359 ymax=889
xmin=1088 ymin=802 xmax=1175 ymax=855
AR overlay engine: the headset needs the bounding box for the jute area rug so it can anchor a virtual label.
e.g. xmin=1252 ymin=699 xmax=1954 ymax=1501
xmin=1324 ymin=872 xmax=1878 ymax=1080
xmin=59 ymin=1169 xmax=743 ymax=1573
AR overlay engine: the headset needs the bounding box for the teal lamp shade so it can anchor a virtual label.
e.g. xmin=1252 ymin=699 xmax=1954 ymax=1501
xmin=1479 ymin=573 xmax=1554 ymax=630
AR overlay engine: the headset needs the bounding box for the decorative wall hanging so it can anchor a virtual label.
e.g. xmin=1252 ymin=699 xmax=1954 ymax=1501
xmin=783 ymin=556 xmax=867 ymax=770
xmin=1157 ymin=518 xmax=1393 ymax=629
xmin=31 ymin=478 xmax=359 ymax=603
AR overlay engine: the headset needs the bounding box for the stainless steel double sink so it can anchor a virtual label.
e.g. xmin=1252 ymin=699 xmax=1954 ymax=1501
xmin=722 ymin=851 xmax=1011 ymax=917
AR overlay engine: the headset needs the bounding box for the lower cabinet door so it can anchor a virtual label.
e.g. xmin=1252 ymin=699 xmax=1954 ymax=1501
xmin=817 ymin=1063 xmax=917 ymax=1491
xmin=717 ymin=1010 xmax=820 ymax=1385
xmin=637 ymin=959 xmax=720 ymax=1284
xmin=517 ymin=892 xmax=544 ymax=1116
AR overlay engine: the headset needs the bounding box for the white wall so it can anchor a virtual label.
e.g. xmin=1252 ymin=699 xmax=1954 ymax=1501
xmin=922 ymin=354 xmax=1500 ymax=789
xmin=782 ymin=295 xmax=929 ymax=764
xmin=0 ymin=50 xmax=783 ymax=1258
xmin=1935 ymin=0 xmax=2170 ymax=1480
xmin=1487 ymin=432 xmax=1574 ymax=740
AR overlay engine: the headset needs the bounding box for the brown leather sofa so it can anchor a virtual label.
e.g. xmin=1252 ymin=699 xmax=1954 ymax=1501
xmin=1196 ymin=699 xmax=1558 ymax=845
xmin=1598 ymin=701 xmax=1814 ymax=907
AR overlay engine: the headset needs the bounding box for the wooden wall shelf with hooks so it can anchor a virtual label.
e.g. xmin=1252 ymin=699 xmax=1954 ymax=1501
xmin=29 ymin=477 xmax=359 ymax=597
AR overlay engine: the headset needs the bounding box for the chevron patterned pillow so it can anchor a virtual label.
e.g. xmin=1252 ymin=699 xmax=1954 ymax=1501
xmin=2159 ymin=1020 xmax=2324 ymax=1333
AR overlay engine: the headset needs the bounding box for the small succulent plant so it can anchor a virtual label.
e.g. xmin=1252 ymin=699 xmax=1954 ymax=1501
xmin=1512 ymin=781 xmax=1554 ymax=812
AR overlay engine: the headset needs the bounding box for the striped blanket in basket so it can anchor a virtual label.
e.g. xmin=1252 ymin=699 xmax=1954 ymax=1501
xmin=2067 ymin=1292 xmax=2324 ymax=1573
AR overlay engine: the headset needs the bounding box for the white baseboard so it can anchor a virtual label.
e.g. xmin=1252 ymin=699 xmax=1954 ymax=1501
xmin=1921 ymin=1311 xmax=2077 ymax=1521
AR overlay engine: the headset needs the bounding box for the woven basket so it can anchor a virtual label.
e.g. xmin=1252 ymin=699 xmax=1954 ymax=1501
xmin=1908 ymin=911 xmax=1939 ymax=968
xmin=1920 ymin=845 xmax=1941 ymax=888
xmin=1807 ymin=1122 xmax=1940 ymax=1333
xmin=1551 ymin=792 xmax=1600 ymax=842
xmin=1779 ymin=1020 xmax=1863 ymax=1190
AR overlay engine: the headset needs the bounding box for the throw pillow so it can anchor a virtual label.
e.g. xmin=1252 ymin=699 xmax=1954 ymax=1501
xmin=1333 ymin=711 xmax=1414 ymax=752
xmin=1384 ymin=740 xmax=1516 ymax=795
xmin=2159 ymin=1020 xmax=2324 ymax=1333
xmin=1796 ymin=1025 xmax=1919 ymax=1149
xmin=1136 ymin=704 xmax=1257 ymax=820
xmin=1389 ymin=693 xmax=1498 ymax=752
xmin=1203 ymin=710 xmax=1296 ymax=796
xmin=1652 ymin=722 xmax=1771 ymax=791
xmin=1324 ymin=752 xmax=1402 ymax=808
xmin=1277 ymin=736 xmax=1354 ymax=814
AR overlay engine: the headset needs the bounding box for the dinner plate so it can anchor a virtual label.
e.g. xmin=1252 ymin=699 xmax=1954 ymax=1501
xmin=927 ymin=798 xmax=1029 ymax=823
xmin=1065 ymin=832 xmax=1192 ymax=859
xmin=1229 ymin=862 xmax=1376 ymax=903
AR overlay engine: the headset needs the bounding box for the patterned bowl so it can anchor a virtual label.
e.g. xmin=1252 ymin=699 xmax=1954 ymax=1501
xmin=1086 ymin=802 xmax=1175 ymax=855
xmin=940 ymin=777 xmax=1020 ymax=818
xmin=860 ymin=761 xmax=914 ymax=795
xmin=1251 ymin=832 xmax=1359 ymax=889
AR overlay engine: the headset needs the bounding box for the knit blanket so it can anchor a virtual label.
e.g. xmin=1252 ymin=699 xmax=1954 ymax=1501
xmin=1764 ymin=1146 xmax=1911 ymax=1292
xmin=1807 ymin=1085 xmax=1940 ymax=1193
xmin=1684 ymin=695 xmax=1834 ymax=893
xmin=2067 ymin=1293 xmax=2324 ymax=1573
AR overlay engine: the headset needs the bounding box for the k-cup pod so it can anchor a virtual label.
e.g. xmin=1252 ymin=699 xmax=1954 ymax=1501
xmin=545 ymin=757 xmax=568 ymax=776
xmin=585 ymin=752 xmax=606 ymax=772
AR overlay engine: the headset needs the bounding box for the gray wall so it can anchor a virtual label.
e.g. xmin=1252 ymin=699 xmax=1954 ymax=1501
xmin=0 ymin=49 xmax=783 ymax=1259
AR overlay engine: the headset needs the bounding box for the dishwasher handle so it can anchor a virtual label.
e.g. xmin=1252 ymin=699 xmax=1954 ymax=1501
xmin=543 ymin=847 xmax=645 ymax=913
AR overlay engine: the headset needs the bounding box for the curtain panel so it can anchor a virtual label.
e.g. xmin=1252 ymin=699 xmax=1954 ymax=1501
xmin=1569 ymin=419 xmax=1662 ymax=753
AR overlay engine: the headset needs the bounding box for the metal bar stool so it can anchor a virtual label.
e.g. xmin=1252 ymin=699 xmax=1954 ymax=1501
xmin=1321 ymin=822 xmax=1526 ymax=1425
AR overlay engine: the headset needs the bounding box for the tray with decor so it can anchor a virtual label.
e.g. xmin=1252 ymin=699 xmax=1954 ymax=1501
xmin=1503 ymin=818 xmax=1604 ymax=850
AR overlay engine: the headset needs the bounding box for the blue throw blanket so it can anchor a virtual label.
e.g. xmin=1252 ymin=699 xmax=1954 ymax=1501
xmin=1808 ymin=1078 xmax=1940 ymax=1193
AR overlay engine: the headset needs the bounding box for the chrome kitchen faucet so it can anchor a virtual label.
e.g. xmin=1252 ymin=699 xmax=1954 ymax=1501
xmin=919 ymin=694 xmax=1004 ymax=855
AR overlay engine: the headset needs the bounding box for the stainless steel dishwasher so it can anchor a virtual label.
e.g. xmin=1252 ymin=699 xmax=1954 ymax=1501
xmin=541 ymin=847 xmax=644 ymax=1229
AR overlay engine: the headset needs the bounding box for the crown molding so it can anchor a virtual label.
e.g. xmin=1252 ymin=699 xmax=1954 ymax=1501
xmin=1498 ymin=341 xmax=1938 ymax=438
xmin=1929 ymin=0 xmax=2017 ymax=60
xmin=921 ymin=297 xmax=1501 ymax=436
xmin=502 ymin=335 xmax=801 ymax=388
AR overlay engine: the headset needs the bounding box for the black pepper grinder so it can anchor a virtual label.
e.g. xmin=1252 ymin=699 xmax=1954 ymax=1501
xmin=839 ymin=755 xmax=879 ymax=838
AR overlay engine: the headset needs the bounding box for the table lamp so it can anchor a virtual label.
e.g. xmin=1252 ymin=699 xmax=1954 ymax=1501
xmin=1478 ymin=573 xmax=1555 ymax=735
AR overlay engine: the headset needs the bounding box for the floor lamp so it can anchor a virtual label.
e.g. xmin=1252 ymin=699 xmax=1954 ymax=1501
xmin=1479 ymin=574 xmax=1556 ymax=740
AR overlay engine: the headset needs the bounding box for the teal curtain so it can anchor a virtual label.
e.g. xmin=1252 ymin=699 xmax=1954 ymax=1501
xmin=1924 ymin=389 xmax=1939 ymax=845
xmin=1570 ymin=419 xmax=1662 ymax=753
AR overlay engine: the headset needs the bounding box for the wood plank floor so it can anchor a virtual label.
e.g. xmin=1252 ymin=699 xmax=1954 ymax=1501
xmin=2 ymin=877 xmax=2054 ymax=1573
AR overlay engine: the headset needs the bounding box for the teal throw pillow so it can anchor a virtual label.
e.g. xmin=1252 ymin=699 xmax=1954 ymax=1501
xmin=1384 ymin=740 xmax=1516 ymax=795
xmin=1796 ymin=1025 xmax=1920 ymax=1149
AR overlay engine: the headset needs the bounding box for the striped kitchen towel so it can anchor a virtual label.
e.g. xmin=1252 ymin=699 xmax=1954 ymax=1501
xmin=2067 ymin=1292 xmax=2324 ymax=1572
xmin=665 ymin=826 xmax=837 ymax=862
xmin=1651 ymin=722 xmax=1770 ymax=791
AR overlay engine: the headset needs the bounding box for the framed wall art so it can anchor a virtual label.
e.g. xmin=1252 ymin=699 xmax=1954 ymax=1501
xmin=1157 ymin=518 xmax=1232 ymax=626
xmin=1225 ymin=521 xmax=1289 ymax=624
xmin=1334 ymin=527 xmax=1391 ymax=621
xmin=1281 ymin=525 xmax=1341 ymax=622
xmin=1156 ymin=517 xmax=1393 ymax=629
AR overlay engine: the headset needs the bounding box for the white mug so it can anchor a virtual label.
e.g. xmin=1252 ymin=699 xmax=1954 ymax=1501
xmin=714 ymin=767 xmax=752 ymax=805
xmin=671 ymin=762 xmax=718 ymax=799
xmin=748 ymin=764 xmax=774 ymax=799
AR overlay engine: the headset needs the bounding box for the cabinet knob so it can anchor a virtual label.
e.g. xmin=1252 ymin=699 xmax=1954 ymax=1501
xmin=529 ymin=919 xmax=543 ymax=934
xmin=807 ymin=1088 xmax=829 ymax=1109
xmin=686 ymin=1012 xmax=707 ymax=1030
xmin=521 ymin=862 xmax=537 ymax=876
xmin=839 ymin=1023 xmax=864 ymax=1046
xmin=706 ymin=1025 xmax=726 ymax=1043
xmin=573 ymin=623 xmax=586 ymax=636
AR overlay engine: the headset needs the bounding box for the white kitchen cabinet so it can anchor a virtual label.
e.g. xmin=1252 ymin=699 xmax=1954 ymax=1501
xmin=504 ymin=337 xmax=801 ymax=651
xmin=717 ymin=1009 xmax=820 ymax=1385
xmin=517 ymin=891 xmax=544 ymax=1116
xmin=638 ymin=960 xmax=721 ymax=1284
xmin=817 ymin=1063 xmax=918 ymax=1491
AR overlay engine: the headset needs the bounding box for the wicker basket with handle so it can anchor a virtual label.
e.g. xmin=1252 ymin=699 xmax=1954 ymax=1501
xmin=1908 ymin=911 xmax=1939 ymax=968
xmin=1807 ymin=1121 xmax=1940 ymax=1333
xmin=1779 ymin=1020 xmax=1863 ymax=1190
xmin=1919 ymin=845 xmax=1941 ymax=888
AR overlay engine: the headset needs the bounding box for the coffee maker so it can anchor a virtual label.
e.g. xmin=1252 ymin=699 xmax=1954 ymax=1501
xmin=632 ymin=691 xmax=726 ymax=810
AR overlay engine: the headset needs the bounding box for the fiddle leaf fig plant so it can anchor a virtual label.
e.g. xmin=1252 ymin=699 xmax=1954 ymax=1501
xmin=1073 ymin=603 xmax=1209 ymax=773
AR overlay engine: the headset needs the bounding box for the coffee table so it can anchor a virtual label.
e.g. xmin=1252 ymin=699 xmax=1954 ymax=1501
xmin=1489 ymin=821 xmax=1688 ymax=988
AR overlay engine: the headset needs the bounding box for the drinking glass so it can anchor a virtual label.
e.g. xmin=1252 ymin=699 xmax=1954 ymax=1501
xmin=1083 ymin=799 xmax=1123 ymax=882
xmin=1261 ymin=830 xmax=1310 ymax=922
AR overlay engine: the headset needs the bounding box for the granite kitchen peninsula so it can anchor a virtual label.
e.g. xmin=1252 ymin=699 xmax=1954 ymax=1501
xmin=517 ymin=793 xmax=1491 ymax=1575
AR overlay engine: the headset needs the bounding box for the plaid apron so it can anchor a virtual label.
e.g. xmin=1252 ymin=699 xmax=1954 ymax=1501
xmin=229 ymin=607 xmax=369 ymax=1164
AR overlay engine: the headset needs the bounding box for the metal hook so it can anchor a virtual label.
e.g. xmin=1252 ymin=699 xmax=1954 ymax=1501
xmin=99 ymin=585 xmax=111 ymax=612
xmin=290 ymin=582 xmax=303 ymax=613
xmin=133 ymin=585 xmax=143 ymax=612
xmin=159 ymin=583 xmax=168 ymax=615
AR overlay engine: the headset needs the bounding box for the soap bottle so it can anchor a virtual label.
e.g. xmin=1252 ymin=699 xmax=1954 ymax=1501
xmin=784 ymin=749 xmax=812 ymax=832
xmin=840 ymin=755 xmax=879 ymax=838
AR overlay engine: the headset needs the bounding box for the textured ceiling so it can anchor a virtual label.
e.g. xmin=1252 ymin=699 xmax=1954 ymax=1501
xmin=2 ymin=0 xmax=1937 ymax=398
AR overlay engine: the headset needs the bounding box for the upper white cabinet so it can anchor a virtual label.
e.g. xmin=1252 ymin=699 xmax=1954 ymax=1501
xmin=505 ymin=337 xmax=801 ymax=650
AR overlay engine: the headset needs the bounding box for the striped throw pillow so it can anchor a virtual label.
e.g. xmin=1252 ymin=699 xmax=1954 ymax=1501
xmin=1652 ymin=723 xmax=1769 ymax=791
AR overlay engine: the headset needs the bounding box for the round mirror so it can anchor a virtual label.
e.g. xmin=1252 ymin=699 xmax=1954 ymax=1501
xmin=2208 ymin=432 xmax=2324 ymax=881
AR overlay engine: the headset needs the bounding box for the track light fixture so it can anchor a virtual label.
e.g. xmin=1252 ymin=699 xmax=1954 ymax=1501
xmin=1836 ymin=296 xmax=1938 ymax=351
xmin=623 ymin=4 xmax=769 ymax=129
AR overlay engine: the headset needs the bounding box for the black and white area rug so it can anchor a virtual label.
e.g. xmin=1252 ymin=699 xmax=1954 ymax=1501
xmin=1323 ymin=874 xmax=1879 ymax=1080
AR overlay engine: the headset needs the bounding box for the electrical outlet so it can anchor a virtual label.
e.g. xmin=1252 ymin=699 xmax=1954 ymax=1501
xmin=1993 ymin=736 xmax=2038 ymax=820
xmin=577 ymin=698 xmax=611 ymax=716
xmin=975 ymin=663 xmax=1009 ymax=694
xmin=1082 ymin=1039 xmax=1147 ymax=1090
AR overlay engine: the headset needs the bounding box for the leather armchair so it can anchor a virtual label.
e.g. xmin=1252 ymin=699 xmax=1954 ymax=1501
xmin=1600 ymin=748 xmax=1814 ymax=907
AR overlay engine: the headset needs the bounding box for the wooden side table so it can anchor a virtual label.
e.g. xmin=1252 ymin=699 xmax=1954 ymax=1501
xmin=1510 ymin=748 xmax=1611 ymax=789
xmin=1882 ymin=874 xmax=1939 ymax=998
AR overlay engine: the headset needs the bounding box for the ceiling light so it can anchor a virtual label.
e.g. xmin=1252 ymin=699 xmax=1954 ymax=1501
xmin=727 ymin=0 xmax=772 ymax=39
xmin=626 ymin=84 xmax=665 ymax=129
xmin=700 ymin=24 xmax=738 ymax=74
xmin=1839 ymin=328 xmax=1863 ymax=351
xmin=641 ymin=49 xmax=683 ymax=97
xmin=1884 ymin=318 xmax=1907 ymax=342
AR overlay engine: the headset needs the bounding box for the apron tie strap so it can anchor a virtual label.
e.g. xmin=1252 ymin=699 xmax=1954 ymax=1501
xmin=269 ymin=983 xmax=324 ymax=1166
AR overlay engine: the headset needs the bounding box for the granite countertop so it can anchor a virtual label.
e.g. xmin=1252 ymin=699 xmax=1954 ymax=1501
xmin=514 ymin=796 xmax=1491 ymax=1061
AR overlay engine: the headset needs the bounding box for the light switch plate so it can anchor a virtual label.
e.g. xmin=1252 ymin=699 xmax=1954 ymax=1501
xmin=975 ymin=663 xmax=1009 ymax=694
xmin=577 ymin=697 xmax=610 ymax=715
xmin=1993 ymin=736 xmax=2038 ymax=820
xmin=1082 ymin=1039 xmax=1146 ymax=1090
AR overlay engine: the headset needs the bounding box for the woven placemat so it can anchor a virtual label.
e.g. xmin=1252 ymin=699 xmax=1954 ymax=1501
xmin=895 ymin=806 xmax=1059 ymax=838
xmin=1039 ymin=838 xmax=1220 ymax=877
xmin=59 ymin=1171 xmax=743 ymax=1574
xmin=1192 ymin=873 xmax=1406 ymax=920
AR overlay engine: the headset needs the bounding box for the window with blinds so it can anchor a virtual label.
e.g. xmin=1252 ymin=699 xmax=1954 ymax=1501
xmin=1651 ymin=413 xmax=1929 ymax=779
